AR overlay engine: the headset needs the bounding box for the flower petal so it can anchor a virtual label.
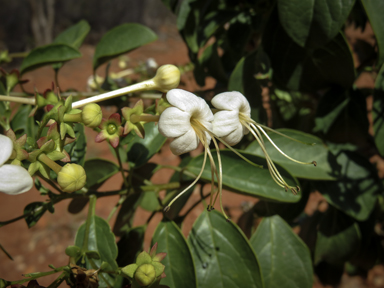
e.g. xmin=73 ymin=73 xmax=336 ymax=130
xmin=170 ymin=129 xmax=199 ymax=155
xmin=213 ymin=110 xmax=247 ymax=145
xmin=211 ymin=91 xmax=251 ymax=116
xmin=158 ymin=107 xmax=191 ymax=138
xmin=0 ymin=164 xmax=33 ymax=195
xmin=0 ymin=134 xmax=13 ymax=166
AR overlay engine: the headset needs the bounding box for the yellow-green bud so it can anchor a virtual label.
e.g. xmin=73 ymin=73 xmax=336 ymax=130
xmin=57 ymin=163 xmax=86 ymax=192
xmin=82 ymin=103 xmax=102 ymax=128
xmin=153 ymin=64 xmax=180 ymax=92
xmin=135 ymin=264 xmax=156 ymax=286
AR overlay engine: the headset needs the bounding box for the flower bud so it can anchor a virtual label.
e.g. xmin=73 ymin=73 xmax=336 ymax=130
xmin=57 ymin=163 xmax=86 ymax=192
xmin=135 ymin=264 xmax=156 ymax=286
xmin=82 ymin=103 xmax=102 ymax=128
xmin=153 ymin=65 xmax=180 ymax=92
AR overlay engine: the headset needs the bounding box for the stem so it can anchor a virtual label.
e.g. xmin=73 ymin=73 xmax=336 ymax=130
xmin=8 ymin=266 xmax=68 ymax=285
xmin=130 ymin=114 xmax=160 ymax=123
xmin=37 ymin=154 xmax=62 ymax=174
xmin=63 ymin=112 xmax=83 ymax=123
xmin=8 ymin=51 xmax=29 ymax=58
xmin=0 ymin=182 xmax=180 ymax=227
xmin=54 ymin=69 xmax=60 ymax=92
xmin=0 ymin=95 xmax=35 ymax=105
xmin=47 ymin=272 xmax=67 ymax=288
xmin=71 ymin=79 xmax=156 ymax=109
xmin=82 ymin=195 xmax=97 ymax=252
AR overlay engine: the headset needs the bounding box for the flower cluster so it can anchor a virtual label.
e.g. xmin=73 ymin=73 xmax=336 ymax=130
xmin=158 ymin=89 xmax=316 ymax=219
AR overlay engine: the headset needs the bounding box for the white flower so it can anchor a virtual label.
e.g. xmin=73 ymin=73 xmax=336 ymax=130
xmin=159 ymin=89 xmax=227 ymax=218
xmin=159 ymin=89 xmax=213 ymax=155
xmin=0 ymin=134 xmax=33 ymax=195
xmin=212 ymin=91 xmax=316 ymax=195
xmin=212 ymin=91 xmax=250 ymax=146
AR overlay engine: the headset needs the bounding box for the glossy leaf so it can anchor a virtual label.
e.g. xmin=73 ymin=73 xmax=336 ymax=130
xmin=314 ymin=207 xmax=361 ymax=265
xmin=53 ymin=20 xmax=90 ymax=48
xmin=277 ymin=0 xmax=355 ymax=48
xmin=75 ymin=216 xmax=118 ymax=287
xmin=314 ymin=150 xmax=381 ymax=221
xmin=188 ymin=210 xmax=263 ymax=288
xmin=64 ymin=123 xmax=86 ymax=166
xmin=117 ymin=226 xmax=145 ymax=267
xmin=152 ymin=221 xmax=197 ymax=288
xmin=250 ymin=215 xmax=312 ymax=288
xmin=93 ymin=23 xmax=157 ymax=70
xmin=372 ymin=64 xmax=384 ymax=156
xmin=245 ymin=129 xmax=335 ymax=180
xmin=113 ymin=193 xmax=142 ymax=236
xmin=20 ymin=44 xmax=81 ymax=74
xmin=263 ymin=12 xmax=355 ymax=92
xmin=24 ymin=202 xmax=49 ymax=228
xmin=126 ymin=122 xmax=166 ymax=168
xmin=10 ymin=105 xmax=36 ymax=137
xmin=83 ymin=159 xmax=119 ymax=189
xmin=228 ymin=51 xmax=265 ymax=123
xmin=186 ymin=150 xmax=300 ymax=203
xmin=140 ymin=191 xmax=159 ymax=212
xmin=362 ymin=0 xmax=384 ymax=67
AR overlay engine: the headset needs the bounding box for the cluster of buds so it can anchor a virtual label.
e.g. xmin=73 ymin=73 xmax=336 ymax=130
xmin=122 ymin=243 xmax=167 ymax=288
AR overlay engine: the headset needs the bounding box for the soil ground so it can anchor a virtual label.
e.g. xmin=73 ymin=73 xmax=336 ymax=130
xmin=0 ymin=24 xmax=384 ymax=288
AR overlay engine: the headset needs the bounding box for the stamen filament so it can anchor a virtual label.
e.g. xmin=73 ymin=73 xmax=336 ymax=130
xmin=164 ymin=147 xmax=208 ymax=212
xmin=255 ymin=122 xmax=316 ymax=146
xmin=253 ymin=123 xmax=316 ymax=166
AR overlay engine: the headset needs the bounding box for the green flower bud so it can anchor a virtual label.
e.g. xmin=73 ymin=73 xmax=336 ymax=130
xmin=82 ymin=103 xmax=102 ymax=128
xmin=135 ymin=264 xmax=156 ymax=286
xmin=57 ymin=163 xmax=86 ymax=192
xmin=65 ymin=245 xmax=82 ymax=258
xmin=153 ymin=65 xmax=180 ymax=92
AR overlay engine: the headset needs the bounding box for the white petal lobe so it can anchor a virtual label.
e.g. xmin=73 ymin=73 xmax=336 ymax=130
xmin=159 ymin=107 xmax=191 ymax=138
xmin=0 ymin=134 xmax=13 ymax=166
xmin=0 ymin=164 xmax=33 ymax=195
xmin=211 ymin=91 xmax=251 ymax=116
xmin=170 ymin=129 xmax=199 ymax=155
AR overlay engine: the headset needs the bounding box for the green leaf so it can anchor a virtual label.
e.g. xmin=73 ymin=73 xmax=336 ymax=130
xmin=152 ymin=221 xmax=197 ymax=288
xmin=250 ymin=215 xmax=313 ymax=288
xmin=117 ymin=226 xmax=145 ymax=267
xmin=314 ymin=150 xmax=381 ymax=221
xmin=188 ymin=210 xmax=263 ymax=288
xmin=245 ymin=129 xmax=335 ymax=180
xmin=93 ymin=23 xmax=157 ymax=70
xmin=361 ymin=0 xmax=384 ymax=67
xmin=75 ymin=215 xmax=118 ymax=287
xmin=140 ymin=191 xmax=159 ymax=212
xmin=113 ymin=193 xmax=142 ymax=236
xmin=83 ymin=159 xmax=119 ymax=189
xmin=64 ymin=123 xmax=86 ymax=166
xmin=228 ymin=51 xmax=265 ymax=123
xmin=263 ymin=11 xmax=355 ymax=92
xmin=186 ymin=150 xmax=300 ymax=203
xmin=314 ymin=207 xmax=361 ymax=265
xmin=24 ymin=202 xmax=49 ymax=228
xmin=10 ymin=105 xmax=36 ymax=137
xmin=373 ymin=64 xmax=384 ymax=156
xmin=127 ymin=122 xmax=166 ymax=168
xmin=53 ymin=20 xmax=90 ymax=49
xmin=20 ymin=44 xmax=81 ymax=74
xmin=277 ymin=0 xmax=355 ymax=48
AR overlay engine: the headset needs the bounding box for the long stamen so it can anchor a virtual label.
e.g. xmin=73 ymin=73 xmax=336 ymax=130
xmin=164 ymin=147 xmax=208 ymax=212
xmin=205 ymin=141 xmax=220 ymax=211
xmin=210 ymin=135 xmax=229 ymax=220
xmin=255 ymin=122 xmax=316 ymax=146
xmin=252 ymin=123 xmax=316 ymax=166
xmin=246 ymin=122 xmax=298 ymax=194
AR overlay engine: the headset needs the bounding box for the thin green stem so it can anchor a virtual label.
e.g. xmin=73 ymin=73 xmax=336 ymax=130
xmin=8 ymin=266 xmax=68 ymax=285
xmin=114 ymin=146 xmax=129 ymax=188
xmin=8 ymin=51 xmax=29 ymax=58
xmin=38 ymin=154 xmax=63 ymax=174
